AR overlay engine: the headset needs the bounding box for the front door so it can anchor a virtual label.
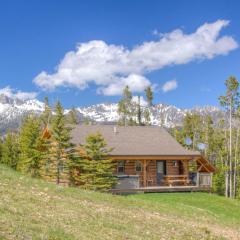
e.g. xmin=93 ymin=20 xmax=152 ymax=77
xmin=156 ymin=161 xmax=166 ymax=185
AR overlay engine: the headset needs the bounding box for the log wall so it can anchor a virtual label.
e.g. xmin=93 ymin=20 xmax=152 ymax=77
xmin=114 ymin=159 xmax=189 ymax=187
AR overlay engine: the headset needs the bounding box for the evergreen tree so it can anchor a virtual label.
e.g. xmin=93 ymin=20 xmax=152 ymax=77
xmin=1 ymin=131 xmax=19 ymax=169
xmin=172 ymin=127 xmax=186 ymax=146
xmin=136 ymin=95 xmax=142 ymax=125
xmin=18 ymin=115 xmax=43 ymax=177
xmin=79 ymin=133 xmax=116 ymax=191
xmin=203 ymin=115 xmax=215 ymax=159
xmin=182 ymin=113 xmax=202 ymax=150
xmin=145 ymin=86 xmax=153 ymax=107
xmin=67 ymin=107 xmax=78 ymax=125
xmin=118 ymin=86 xmax=135 ymax=126
xmin=211 ymin=119 xmax=227 ymax=195
xmin=48 ymin=101 xmax=75 ymax=184
xmin=41 ymin=96 xmax=52 ymax=127
xmin=143 ymin=108 xmax=151 ymax=125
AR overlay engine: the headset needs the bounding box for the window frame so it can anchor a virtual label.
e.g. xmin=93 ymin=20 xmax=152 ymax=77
xmin=135 ymin=160 xmax=142 ymax=172
xmin=117 ymin=160 xmax=125 ymax=175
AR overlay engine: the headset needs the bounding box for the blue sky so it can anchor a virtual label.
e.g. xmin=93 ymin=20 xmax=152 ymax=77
xmin=0 ymin=0 xmax=240 ymax=108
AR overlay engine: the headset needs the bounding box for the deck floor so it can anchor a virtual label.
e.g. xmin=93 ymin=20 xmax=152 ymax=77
xmin=111 ymin=185 xmax=211 ymax=193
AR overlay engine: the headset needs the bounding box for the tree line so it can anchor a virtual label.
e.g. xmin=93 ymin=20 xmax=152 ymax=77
xmin=0 ymin=97 xmax=116 ymax=191
xmin=117 ymin=85 xmax=153 ymax=126
xmin=172 ymin=76 xmax=240 ymax=198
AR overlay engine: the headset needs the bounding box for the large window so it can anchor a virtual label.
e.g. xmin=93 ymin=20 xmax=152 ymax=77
xmin=135 ymin=160 xmax=142 ymax=172
xmin=117 ymin=161 xmax=125 ymax=174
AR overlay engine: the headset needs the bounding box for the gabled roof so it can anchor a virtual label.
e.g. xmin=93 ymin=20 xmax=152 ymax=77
xmin=70 ymin=125 xmax=201 ymax=157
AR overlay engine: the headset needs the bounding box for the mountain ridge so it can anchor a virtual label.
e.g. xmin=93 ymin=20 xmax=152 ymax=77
xmin=0 ymin=94 xmax=224 ymax=133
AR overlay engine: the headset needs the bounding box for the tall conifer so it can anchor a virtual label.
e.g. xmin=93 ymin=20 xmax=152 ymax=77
xmin=1 ymin=131 xmax=19 ymax=169
xmin=18 ymin=115 xmax=43 ymax=177
xmin=118 ymin=86 xmax=135 ymax=126
xmin=145 ymin=86 xmax=153 ymax=107
xmin=79 ymin=133 xmax=116 ymax=191
xmin=49 ymin=101 xmax=74 ymax=184
xmin=41 ymin=96 xmax=52 ymax=127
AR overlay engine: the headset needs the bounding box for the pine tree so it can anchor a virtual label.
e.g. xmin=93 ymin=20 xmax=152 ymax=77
xmin=1 ymin=131 xmax=19 ymax=169
xmin=211 ymin=119 xmax=227 ymax=195
xmin=18 ymin=115 xmax=43 ymax=177
xmin=79 ymin=133 xmax=116 ymax=191
xmin=67 ymin=107 xmax=78 ymax=125
xmin=68 ymin=148 xmax=83 ymax=186
xmin=203 ymin=115 xmax=214 ymax=159
xmin=48 ymin=101 xmax=75 ymax=184
xmin=41 ymin=96 xmax=52 ymax=127
xmin=136 ymin=95 xmax=142 ymax=125
xmin=182 ymin=113 xmax=202 ymax=150
xmin=143 ymin=108 xmax=151 ymax=125
xmin=118 ymin=86 xmax=135 ymax=126
xmin=145 ymin=86 xmax=153 ymax=107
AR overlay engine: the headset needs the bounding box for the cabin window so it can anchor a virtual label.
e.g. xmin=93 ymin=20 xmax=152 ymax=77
xmin=117 ymin=161 xmax=125 ymax=174
xmin=172 ymin=160 xmax=178 ymax=167
xmin=135 ymin=161 xmax=142 ymax=172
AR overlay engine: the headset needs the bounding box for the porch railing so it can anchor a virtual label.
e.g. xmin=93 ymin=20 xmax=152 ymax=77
xmin=197 ymin=173 xmax=212 ymax=187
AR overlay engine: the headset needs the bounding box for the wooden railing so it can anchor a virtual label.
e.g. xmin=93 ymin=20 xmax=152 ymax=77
xmin=197 ymin=173 xmax=212 ymax=187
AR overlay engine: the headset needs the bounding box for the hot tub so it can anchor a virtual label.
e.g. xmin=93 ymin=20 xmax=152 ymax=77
xmin=114 ymin=175 xmax=140 ymax=189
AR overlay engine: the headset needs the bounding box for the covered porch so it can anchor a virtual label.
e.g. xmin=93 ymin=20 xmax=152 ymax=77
xmin=112 ymin=156 xmax=214 ymax=193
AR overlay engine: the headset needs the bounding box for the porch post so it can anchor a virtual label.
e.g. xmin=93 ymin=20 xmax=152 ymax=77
xmin=196 ymin=172 xmax=200 ymax=187
xmin=143 ymin=159 xmax=147 ymax=187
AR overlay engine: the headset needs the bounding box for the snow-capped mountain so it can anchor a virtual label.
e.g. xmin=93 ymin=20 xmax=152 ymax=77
xmin=0 ymin=94 xmax=45 ymax=133
xmin=77 ymin=103 xmax=224 ymax=128
xmin=0 ymin=94 xmax=224 ymax=133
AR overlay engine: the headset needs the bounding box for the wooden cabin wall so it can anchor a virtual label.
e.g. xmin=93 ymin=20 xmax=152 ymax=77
xmin=113 ymin=160 xmax=157 ymax=186
xmin=166 ymin=161 xmax=179 ymax=175
xmin=166 ymin=160 xmax=189 ymax=175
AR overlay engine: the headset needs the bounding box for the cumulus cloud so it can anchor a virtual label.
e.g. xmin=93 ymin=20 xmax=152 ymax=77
xmin=162 ymin=80 xmax=178 ymax=92
xmin=33 ymin=20 xmax=238 ymax=96
xmin=0 ymin=86 xmax=37 ymax=100
xmin=97 ymin=74 xmax=150 ymax=96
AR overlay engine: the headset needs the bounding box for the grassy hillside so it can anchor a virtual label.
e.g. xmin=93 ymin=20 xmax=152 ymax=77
xmin=0 ymin=164 xmax=239 ymax=240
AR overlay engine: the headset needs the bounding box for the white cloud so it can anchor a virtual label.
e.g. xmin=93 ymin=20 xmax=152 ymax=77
xmin=162 ymin=80 xmax=178 ymax=92
xmin=0 ymin=86 xmax=37 ymax=100
xmin=97 ymin=74 xmax=150 ymax=96
xmin=33 ymin=20 xmax=238 ymax=96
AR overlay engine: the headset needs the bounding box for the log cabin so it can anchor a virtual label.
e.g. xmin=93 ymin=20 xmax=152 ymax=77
xmin=70 ymin=125 xmax=215 ymax=193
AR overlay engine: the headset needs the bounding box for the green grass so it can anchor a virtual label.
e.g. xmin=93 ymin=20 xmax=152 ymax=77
xmin=0 ymin=164 xmax=239 ymax=240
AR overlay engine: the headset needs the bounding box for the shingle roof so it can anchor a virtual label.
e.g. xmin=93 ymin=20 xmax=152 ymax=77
xmin=70 ymin=125 xmax=200 ymax=156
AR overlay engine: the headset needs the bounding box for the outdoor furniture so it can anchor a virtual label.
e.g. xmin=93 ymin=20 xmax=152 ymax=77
xmin=164 ymin=175 xmax=190 ymax=186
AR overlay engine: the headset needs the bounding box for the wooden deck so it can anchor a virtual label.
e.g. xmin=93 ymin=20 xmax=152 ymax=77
xmin=111 ymin=185 xmax=211 ymax=194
